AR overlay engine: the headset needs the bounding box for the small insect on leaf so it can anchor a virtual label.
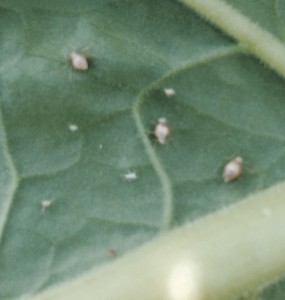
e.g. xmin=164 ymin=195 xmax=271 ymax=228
xmin=164 ymin=88 xmax=176 ymax=97
xmin=68 ymin=123 xmax=78 ymax=132
xmin=223 ymin=156 xmax=243 ymax=182
xmin=41 ymin=199 xmax=54 ymax=211
xmin=107 ymin=248 xmax=117 ymax=257
xmin=123 ymin=171 xmax=138 ymax=182
xmin=154 ymin=118 xmax=170 ymax=144
xmin=71 ymin=52 xmax=88 ymax=71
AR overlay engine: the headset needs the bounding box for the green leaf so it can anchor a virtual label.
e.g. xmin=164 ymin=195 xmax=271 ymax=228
xmin=30 ymin=181 xmax=285 ymax=300
xmin=0 ymin=0 xmax=285 ymax=299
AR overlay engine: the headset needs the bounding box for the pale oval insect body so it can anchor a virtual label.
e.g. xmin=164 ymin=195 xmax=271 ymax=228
xmin=164 ymin=88 xmax=176 ymax=97
xmin=68 ymin=123 xmax=78 ymax=132
xmin=41 ymin=199 xmax=53 ymax=211
xmin=123 ymin=171 xmax=138 ymax=181
xmin=154 ymin=118 xmax=170 ymax=144
xmin=71 ymin=52 xmax=88 ymax=71
xmin=223 ymin=156 xmax=243 ymax=182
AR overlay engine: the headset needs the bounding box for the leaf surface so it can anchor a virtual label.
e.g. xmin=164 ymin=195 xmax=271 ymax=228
xmin=0 ymin=0 xmax=285 ymax=299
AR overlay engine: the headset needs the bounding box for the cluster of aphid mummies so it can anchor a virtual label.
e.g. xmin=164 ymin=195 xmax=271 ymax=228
xmin=38 ymin=51 xmax=243 ymax=263
xmin=153 ymin=117 xmax=243 ymax=183
xmin=69 ymin=53 xmax=243 ymax=185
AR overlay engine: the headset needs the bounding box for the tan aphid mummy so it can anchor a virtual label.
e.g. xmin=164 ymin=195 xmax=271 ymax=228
xmin=223 ymin=156 xmax=243 ymax=182
xmin=71 ymin=52 xmax=88 ymax=71
xmin=107 ymin=248 xmax=117 ymax=257
xmin=154 ymin=118 xmax=170 ymax=144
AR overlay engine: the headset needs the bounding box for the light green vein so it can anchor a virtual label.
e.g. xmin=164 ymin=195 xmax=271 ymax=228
xmin=180 ymin=0 xmax=285 ymax=79
xmin=132 ymin=45 xmax=241 ymax=231
xmin=0 ymin=103 xmax=18 ymax=245
xmin=133 ymin=99 xmax=173 ymax=231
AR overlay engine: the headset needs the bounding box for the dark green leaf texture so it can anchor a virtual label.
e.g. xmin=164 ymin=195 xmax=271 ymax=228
xmin=0 ymin=0 xmax=285 ymax=299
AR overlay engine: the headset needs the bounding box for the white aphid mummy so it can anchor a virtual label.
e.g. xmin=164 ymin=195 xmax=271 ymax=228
xmin=154 ymin=118 xmax=170 ymax=144
xmin=41 ymin=199 xmax=53 ymax=211
xmin=68 ymin=123 xmax=78 ymax=132
xmin=71 ymin=52 xmax=88 ymax=71
xmin=223 ymin=156 xmax=243 ymax=182
xmin=123 ymin=171 xmax=138 ymax=181
xmin=164 ymin=88 xmax=176 ymax=97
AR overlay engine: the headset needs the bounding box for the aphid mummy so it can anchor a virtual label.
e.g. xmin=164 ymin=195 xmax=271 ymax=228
xmin=154 ymin=118 xmax=170 ymax=144
xmin=68 ymin=123 xmax=78 ymax=132
xmin=123 ymin=171 xmax=138 ymax=181
xmin=107 ymin=248 xmax=117 ymax=257
xmin=223 ymin=156 xmax=243 ymax=182
xmin=164 ymin=88 xmax=176 ymax=97
xmin=71 ymin=52 xmax=88 ymax=71
xmin=41 ymin=199 xmax=53 ymax=211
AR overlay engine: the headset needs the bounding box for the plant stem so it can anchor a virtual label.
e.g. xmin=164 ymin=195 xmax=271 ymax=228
xmin=180 ymin=0 xmax=285 ymax=79
xmin=32 ymin=181 xmax=285 ymax=300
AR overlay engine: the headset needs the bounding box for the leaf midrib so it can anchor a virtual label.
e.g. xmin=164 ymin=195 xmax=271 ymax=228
xmin=180 ymin=0 xmax=285 ymax=80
